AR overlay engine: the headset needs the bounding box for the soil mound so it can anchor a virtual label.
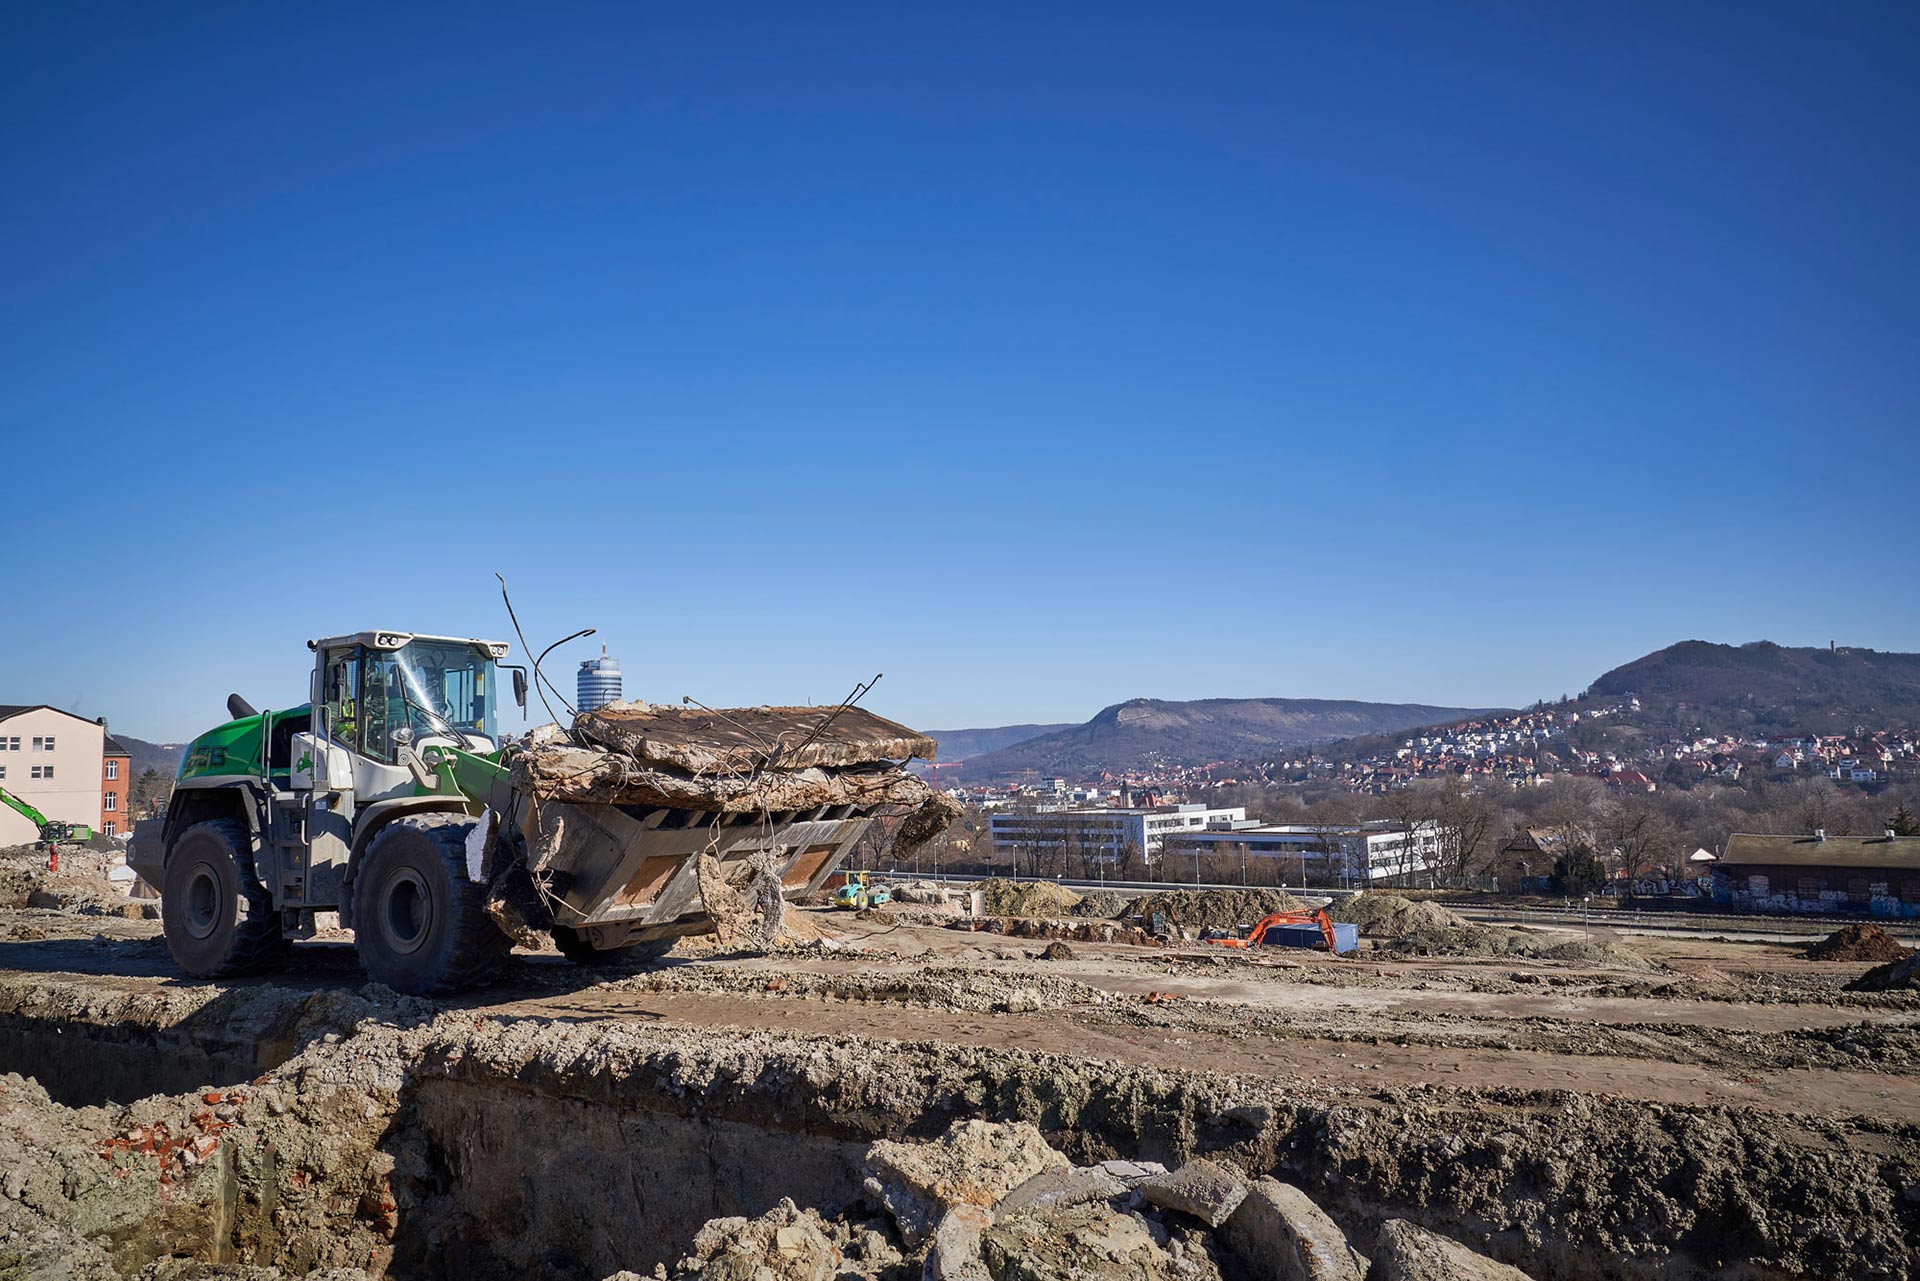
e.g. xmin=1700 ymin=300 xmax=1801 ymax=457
xmin=1806 ymin=923 xmax=1913 ymax=963
xmin=976 ymin=879 xmax=1084 ymax=917
xmin=1124 ymin=888 xmax=1304 ymax=930
xmin=1381 ymin=925 xmax=1653 ymax=969
xmin=1329 ymin=893 xmax=1469 ymax=938
xmin=1068 ymin=890 xmax=1134 ymax=919
xmin=1848 ymin=951 xmax=1920 ymax=992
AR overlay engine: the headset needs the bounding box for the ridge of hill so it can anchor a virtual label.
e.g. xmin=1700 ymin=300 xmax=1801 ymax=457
xmin=1585 ymin=641 xmax=1920 ymax=731
xmin=958 ymin=697 xmax=1503 ymax=782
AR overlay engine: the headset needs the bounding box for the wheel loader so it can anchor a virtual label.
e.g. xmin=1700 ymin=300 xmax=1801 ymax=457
xmin=128 ymin=630 xmax=951 ymax=994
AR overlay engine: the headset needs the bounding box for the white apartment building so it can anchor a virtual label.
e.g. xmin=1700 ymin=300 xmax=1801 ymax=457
xmin=0 ymin=706 xmax=108 ymax=846
xmin=989 ymin=804 xmax=1248 ymax=863
xmin=1164 ymin=820 xmax=1447 ymax=885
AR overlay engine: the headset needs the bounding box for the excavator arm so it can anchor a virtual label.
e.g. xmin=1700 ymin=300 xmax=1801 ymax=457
xmin=0 ymin=786 xmax=52 ymax=831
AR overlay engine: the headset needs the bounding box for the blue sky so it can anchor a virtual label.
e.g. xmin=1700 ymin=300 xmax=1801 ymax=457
xmin=3 ymin=2 xmax=1916 ymax=742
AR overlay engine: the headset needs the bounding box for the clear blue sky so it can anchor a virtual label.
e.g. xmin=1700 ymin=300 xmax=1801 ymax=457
xmin=4 ymin=2 xmax=1916 ymax=742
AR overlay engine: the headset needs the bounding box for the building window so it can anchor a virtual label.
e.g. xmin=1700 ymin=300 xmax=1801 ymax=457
xmin=103 ymin=821 xmax=116 ymax=836
xmin=29 ymin=736 xmax=54 ymax=752
xmin=105 ymin=760 xmax=119 ymax=781
xmin=30 ymin=765 xmax=53 ymax=780
xmin=103 ymin=793 xmax=117 ymax=812
xmin=0 ymin=737 xmax=12 ymax=750
xmin=0 ymin=765 xmax=5 ymax=780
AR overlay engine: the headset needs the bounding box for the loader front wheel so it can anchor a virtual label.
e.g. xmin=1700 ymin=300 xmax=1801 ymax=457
xmin=162 ymin=818 xmax=287 ymax=977
xmin=353 ymin=817 xmax=510 ymax=995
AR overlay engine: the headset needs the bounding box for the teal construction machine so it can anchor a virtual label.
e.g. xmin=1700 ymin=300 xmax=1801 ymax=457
xmin=0 ymin=786 xmax=94 ymax=849
xmin=129 ymin=630 xmax=948 ymax=995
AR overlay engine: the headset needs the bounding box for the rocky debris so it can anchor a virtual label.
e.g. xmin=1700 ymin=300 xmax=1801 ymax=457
xmin=1218 ymin=1179 xmax=1367 ymax=1281
xmin=1097 ymin=1161 xmax=1170 ymax=1186
xmin=994 ymin=1165 xmax=1130 ymax=1218
xmin=1038 ymin=942 xmax=1075 ymax=961
xmin=950 ymin=916 xmax=1161 ymax=947
xmin=513 ymin=704 xmax=943 ymax=817
xmin=3 ymin=976 xmax=1917 ymax=1280
xmin=976 ymin=880 xmax=1085 ymax=917
xmin=668 ymin=1198 xmax=847 ymax=1281
xmin=925 ymin=1205 xmax=992 ymax=1281
xmin=865 ymin=1120 xmax=1070 ymax=1246
xmin=1070 ymin=890 xmax=1137 ymax=919
xmin=0 ymin=847 xmax=157 ymax=919
xmin=1377 ymin=925 xmax=1651 ymax=969
xmin=891 ymin=881 xmax=965 ymax=906
xmin=1365 ymin=1221 xmax=1533 ymax=1280
xmin=1327 ymin=895 xmax=1468 ymax=939
xmin=982 ymin=1200 xmax=1211 ymax=1281
xmin=1126 ymin=890 xmax=1306 ymax=932
xmin=695 ymin=851 xmax=785 ymax=951
xmin=1807 ymin=923 xmax=1914 ymax=963
xmin=1850 ymin=950 xmax=1920 ymax=992
xmin=610 ymin=961 xmax=1113 ymax=1014
xmin=1141 ymin=1159 xmax=1249 ymax=1228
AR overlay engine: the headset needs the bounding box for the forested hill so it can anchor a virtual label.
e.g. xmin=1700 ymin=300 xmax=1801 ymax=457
xmin=958 ymin=696 xmax=1501 ymax=781
xmin=1587 ymin=641 xmax=1920 ymax=731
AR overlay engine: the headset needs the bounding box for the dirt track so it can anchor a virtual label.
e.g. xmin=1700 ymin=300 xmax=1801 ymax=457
xmin=2 ymin=877 xmax=1918 ymax=1279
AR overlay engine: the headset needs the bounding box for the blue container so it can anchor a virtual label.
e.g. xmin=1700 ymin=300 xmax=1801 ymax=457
xmin=1260 ymin=921 xmax=1359 ymax=954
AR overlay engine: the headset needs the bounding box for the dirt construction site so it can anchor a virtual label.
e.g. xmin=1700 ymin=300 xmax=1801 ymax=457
xmin=3 ymin=847 xmax=1919 ymax=1281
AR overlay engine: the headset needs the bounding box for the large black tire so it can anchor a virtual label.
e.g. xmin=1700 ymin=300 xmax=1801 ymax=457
xmin=352 ymin=816 xmax=511 ymax=995
xmin=551 ymin=926 xmax=675 ymax=967
xmin=161 ymin=818 xmax=287 ymax=978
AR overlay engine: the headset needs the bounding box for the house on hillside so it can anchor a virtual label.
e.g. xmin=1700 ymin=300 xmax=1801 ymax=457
xmin=1711 ymin=831 xmax=1920 ymax=918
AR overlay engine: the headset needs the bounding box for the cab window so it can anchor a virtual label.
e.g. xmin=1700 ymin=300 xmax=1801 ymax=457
xmin=323 ymin=649 xmax=362 ymax=754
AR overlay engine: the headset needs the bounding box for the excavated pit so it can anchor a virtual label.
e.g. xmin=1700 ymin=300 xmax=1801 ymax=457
xmin=2 ymin=974 xmax=1917 ymax=1281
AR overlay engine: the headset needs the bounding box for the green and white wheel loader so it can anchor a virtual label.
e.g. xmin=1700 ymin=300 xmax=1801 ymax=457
xmin=129 ymin=630 xmax=947 ymax=995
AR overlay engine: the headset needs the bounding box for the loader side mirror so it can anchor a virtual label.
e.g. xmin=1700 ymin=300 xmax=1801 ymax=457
xmin=510 ymin=667 xmax=528 ymax=713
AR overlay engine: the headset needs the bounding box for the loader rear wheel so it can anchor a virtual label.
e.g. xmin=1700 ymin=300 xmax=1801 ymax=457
xmin=551 ymin=926 xmax=675 ymax=968
xmin=353 ymin=816 xmax=511 ymax=995
xmin=161 ymin=818 xmax=287 ymax=977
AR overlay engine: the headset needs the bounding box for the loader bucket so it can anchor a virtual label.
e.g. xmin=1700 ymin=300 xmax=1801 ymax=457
xmin=502 ymin=702 xmax=953 ymax=951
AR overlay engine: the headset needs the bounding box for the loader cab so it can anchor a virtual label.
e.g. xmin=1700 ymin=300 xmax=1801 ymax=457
xmin=313 ymin=632 xmax=508 ymax=770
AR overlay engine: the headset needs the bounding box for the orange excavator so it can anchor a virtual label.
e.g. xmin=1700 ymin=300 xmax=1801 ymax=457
xmin=1206 ymin=908 xmax=1344 ymax=953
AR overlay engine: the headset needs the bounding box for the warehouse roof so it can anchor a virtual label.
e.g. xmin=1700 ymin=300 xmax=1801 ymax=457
xmin=1720 ymin=832 xmax=1920 ymax=871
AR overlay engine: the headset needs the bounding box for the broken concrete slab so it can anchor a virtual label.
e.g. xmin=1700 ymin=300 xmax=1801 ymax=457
xmin=923 ymin=1204 xmax=992 ymax=1281
xmin=865 ymin=1120 xmax=1070 ymax=1247
xmin=1365 ymin=1221 xmax=1534 ymax=1281
xmin=993 ymin=1164 xmax=1129 ymax=1219
xmin=1219 ymin=1178 xmax=1367 ymax=1281
xmin=1140 ymin=1158 xmax=1249 ymax=1228
xmin=1095 ymin=1159 xmax=1169 ymax=1186
xmin=575 ymin=702 xmax=936 ymax=773
xmin=671 ymin=1198 xmax=844 ymax=1281
xmin=983 ymin=1202 xmax=1192 ymax=1281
